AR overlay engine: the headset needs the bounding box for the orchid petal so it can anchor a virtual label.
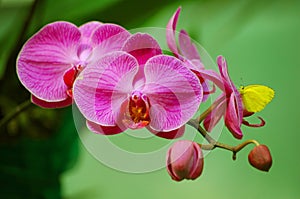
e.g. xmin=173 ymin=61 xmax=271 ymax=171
xmin=233 ymin=86 xmax=244 ymax=123
xmin=225 ymin=93 xmax=243 ymax=139
xmin=217 ymin=55 xmax=243 ymax=122
xmin=190 ymin=59 xmax=205 ymax=70
xmin=147 ymin=125 xmax=185 ymax=139
xmin=184 ymin=57 xmax=224 ymax=91
xmin=217 ymin=55 xmax=237 ymax=93
xmin=189 ymin=142 xmax=204 ymax=180
xmin=183 ymin=59 xmax=202 ymax=72
xmin=143 ymin=55 xmax=202 ymax=131
xmin=73 ymin=51 xmax=138 ymax=126
xmin=167 ymin=140 xmax=203 ymax=181
xmin=194 ymin=69 xmax=224 ymax=91
xmin=203 ymin=94 xmax=226 ymax=132
xmin=31 ymin=95 xmax=72 ymax=108
xmin=86 ymin=120 xmax=126 ymax=135
xmin=91 ymin=24 xmax=130 ymax=58
xmin=182 ymin=59 xmax=219 ymax=102
xmin=178 ymin=29 xmax=200 ymax=61
xmin=79 ymin=21 xmax=103 ymax=44
xmin=166 ymin=7 xmax=181 ymax=57
xmin=17 ymin=22 xmax=81 ymax=102
xmin=217 ymin=55 xmax=230 ymax=81
xmin=76 ymin=44 xmax=93 ymax=63
xmin=191 ymin=68 xmax=223 ymax=103
xmin=201 ymin=80 xmax=210 ymax=102
xmin=122 ymin=33 xmax=162 ymax=65
xmin=168 ymin=140 xmax=194 ymax=181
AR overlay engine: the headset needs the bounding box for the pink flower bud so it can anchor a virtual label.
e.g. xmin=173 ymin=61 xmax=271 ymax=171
xmin=166 ymin=140 xmax=204 ymax=181
xmin=248 ymin=144 xmax=272 ymax=172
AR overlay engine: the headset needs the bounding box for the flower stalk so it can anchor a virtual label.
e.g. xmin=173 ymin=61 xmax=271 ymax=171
xmin=187 ymin=118 xmax=260 ymax=160
xmin=197 ymin=101 xmax=219 ymax=123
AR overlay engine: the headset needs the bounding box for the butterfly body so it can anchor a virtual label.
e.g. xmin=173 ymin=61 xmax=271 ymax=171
xmin=239 ymin=85 xmax=274 ymax=113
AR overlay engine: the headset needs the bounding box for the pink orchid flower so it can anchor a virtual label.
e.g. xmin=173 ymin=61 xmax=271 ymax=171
xmin=203 ymin=56 xmax=244 ymax=139
xmin=73 ymin=33 xmax=203 ymax=139
xmin=166 ymin=140 xmax=204 ymax=181
xmin=166 ymin=7 xmax=224 ymax=101
xmin=203 ymin=56 xmax=265 ymax=139
xmin=17 ymin=21 xmax=130 ymax=108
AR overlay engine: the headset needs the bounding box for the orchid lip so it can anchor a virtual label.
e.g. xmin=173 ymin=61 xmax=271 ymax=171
xmin=242 ymin=116 xmax=266 ymax=127
xmin=63 ymin=64 xmax=84 ymax=98
xmin=123 ymin=90 xmax=151 ymax=129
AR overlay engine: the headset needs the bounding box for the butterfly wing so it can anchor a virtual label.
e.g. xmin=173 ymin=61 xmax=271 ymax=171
xmin=240 ymin=85 xmax=274 ymax=113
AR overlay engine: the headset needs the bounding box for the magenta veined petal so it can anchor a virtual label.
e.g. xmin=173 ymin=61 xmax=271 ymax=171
xmin=166 ymin=7 xmax=181 ymax=57
xmin=78 ymin=21 xmax=103 ymax=62
xmin=217 ymin=56 xmax=238 ymax=94
xmin=233 ymin=86 xmax=244 ymax=124
xmin=79 ymin=21 xmax=103 ymax=44
xmin=217 ymin=55 xmax=244 ymax=124
xmin=191 ymin=68 xmax=224 ymax=103
xmin=195 ymin=69 xmax=224 ymax=91
xmin=31 ymin=95 xmax=73 ymax=108
xmin=217 ymin=56 xmax=231 ymax=82
xmin=178 ymin=29 xmax=201 ymax=61
xmin=73 ymin=51 xmax=139 ymax=126
xmin=91 ymin=24 xmax=131 ymax=58
xmin=147 ymin=125 xmax=185 ymax=139
xmin=86 ymin=120 xmax=126 ymax=135
xmin=203 ymin=94 xmax=226 ymax=132
xmin=122 ymin=33 xmax=162 ymax=65
xmin=225 ymin=93 xmax=243 ymax=139
xmin=143 ymin=55 xmax=202 ymax=132
xmin=17 ymin=21 xmax=81 ymax=102
xmin=167 ymin=7 xmax=223 ymax=101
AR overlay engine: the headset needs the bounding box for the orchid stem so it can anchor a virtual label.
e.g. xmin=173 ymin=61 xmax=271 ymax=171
xmin=197 ymin=96 xmax=224 ymax=123
xmin=0 ymin=99 xmax=32 ymax=129
xmin=197 ymin=103 xmax=217 ymax=123
xmin=187 ymin=119 xmax=260 ymax=160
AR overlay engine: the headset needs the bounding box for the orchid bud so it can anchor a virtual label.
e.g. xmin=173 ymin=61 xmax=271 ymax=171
xmin=166 ymin=140 xmax=204 ymax=181
xmin=248 ymin=144 xmax=272 ymax=172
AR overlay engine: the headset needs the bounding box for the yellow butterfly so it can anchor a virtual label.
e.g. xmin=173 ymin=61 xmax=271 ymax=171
xmin=239 ymin=85 xmax=275 ymax=113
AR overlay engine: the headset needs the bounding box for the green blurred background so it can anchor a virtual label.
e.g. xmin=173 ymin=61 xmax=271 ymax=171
xmin=0 ymin=0 xmax=299 ymax=198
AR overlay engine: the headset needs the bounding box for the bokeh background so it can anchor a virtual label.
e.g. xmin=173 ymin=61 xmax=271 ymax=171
xmin=0 ymin=0 xmax=299 ymax=198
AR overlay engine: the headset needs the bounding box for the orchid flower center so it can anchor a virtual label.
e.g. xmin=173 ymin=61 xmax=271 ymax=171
xmin=63 ymin=64 xmax=83 ymax=98
xmin=63 ymin=44 xmax=93 ymax=98
xmin=123 ymin=91 xmax=150 ymax=129
xmin=77 ymin=44 xmax=93 ymax=61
